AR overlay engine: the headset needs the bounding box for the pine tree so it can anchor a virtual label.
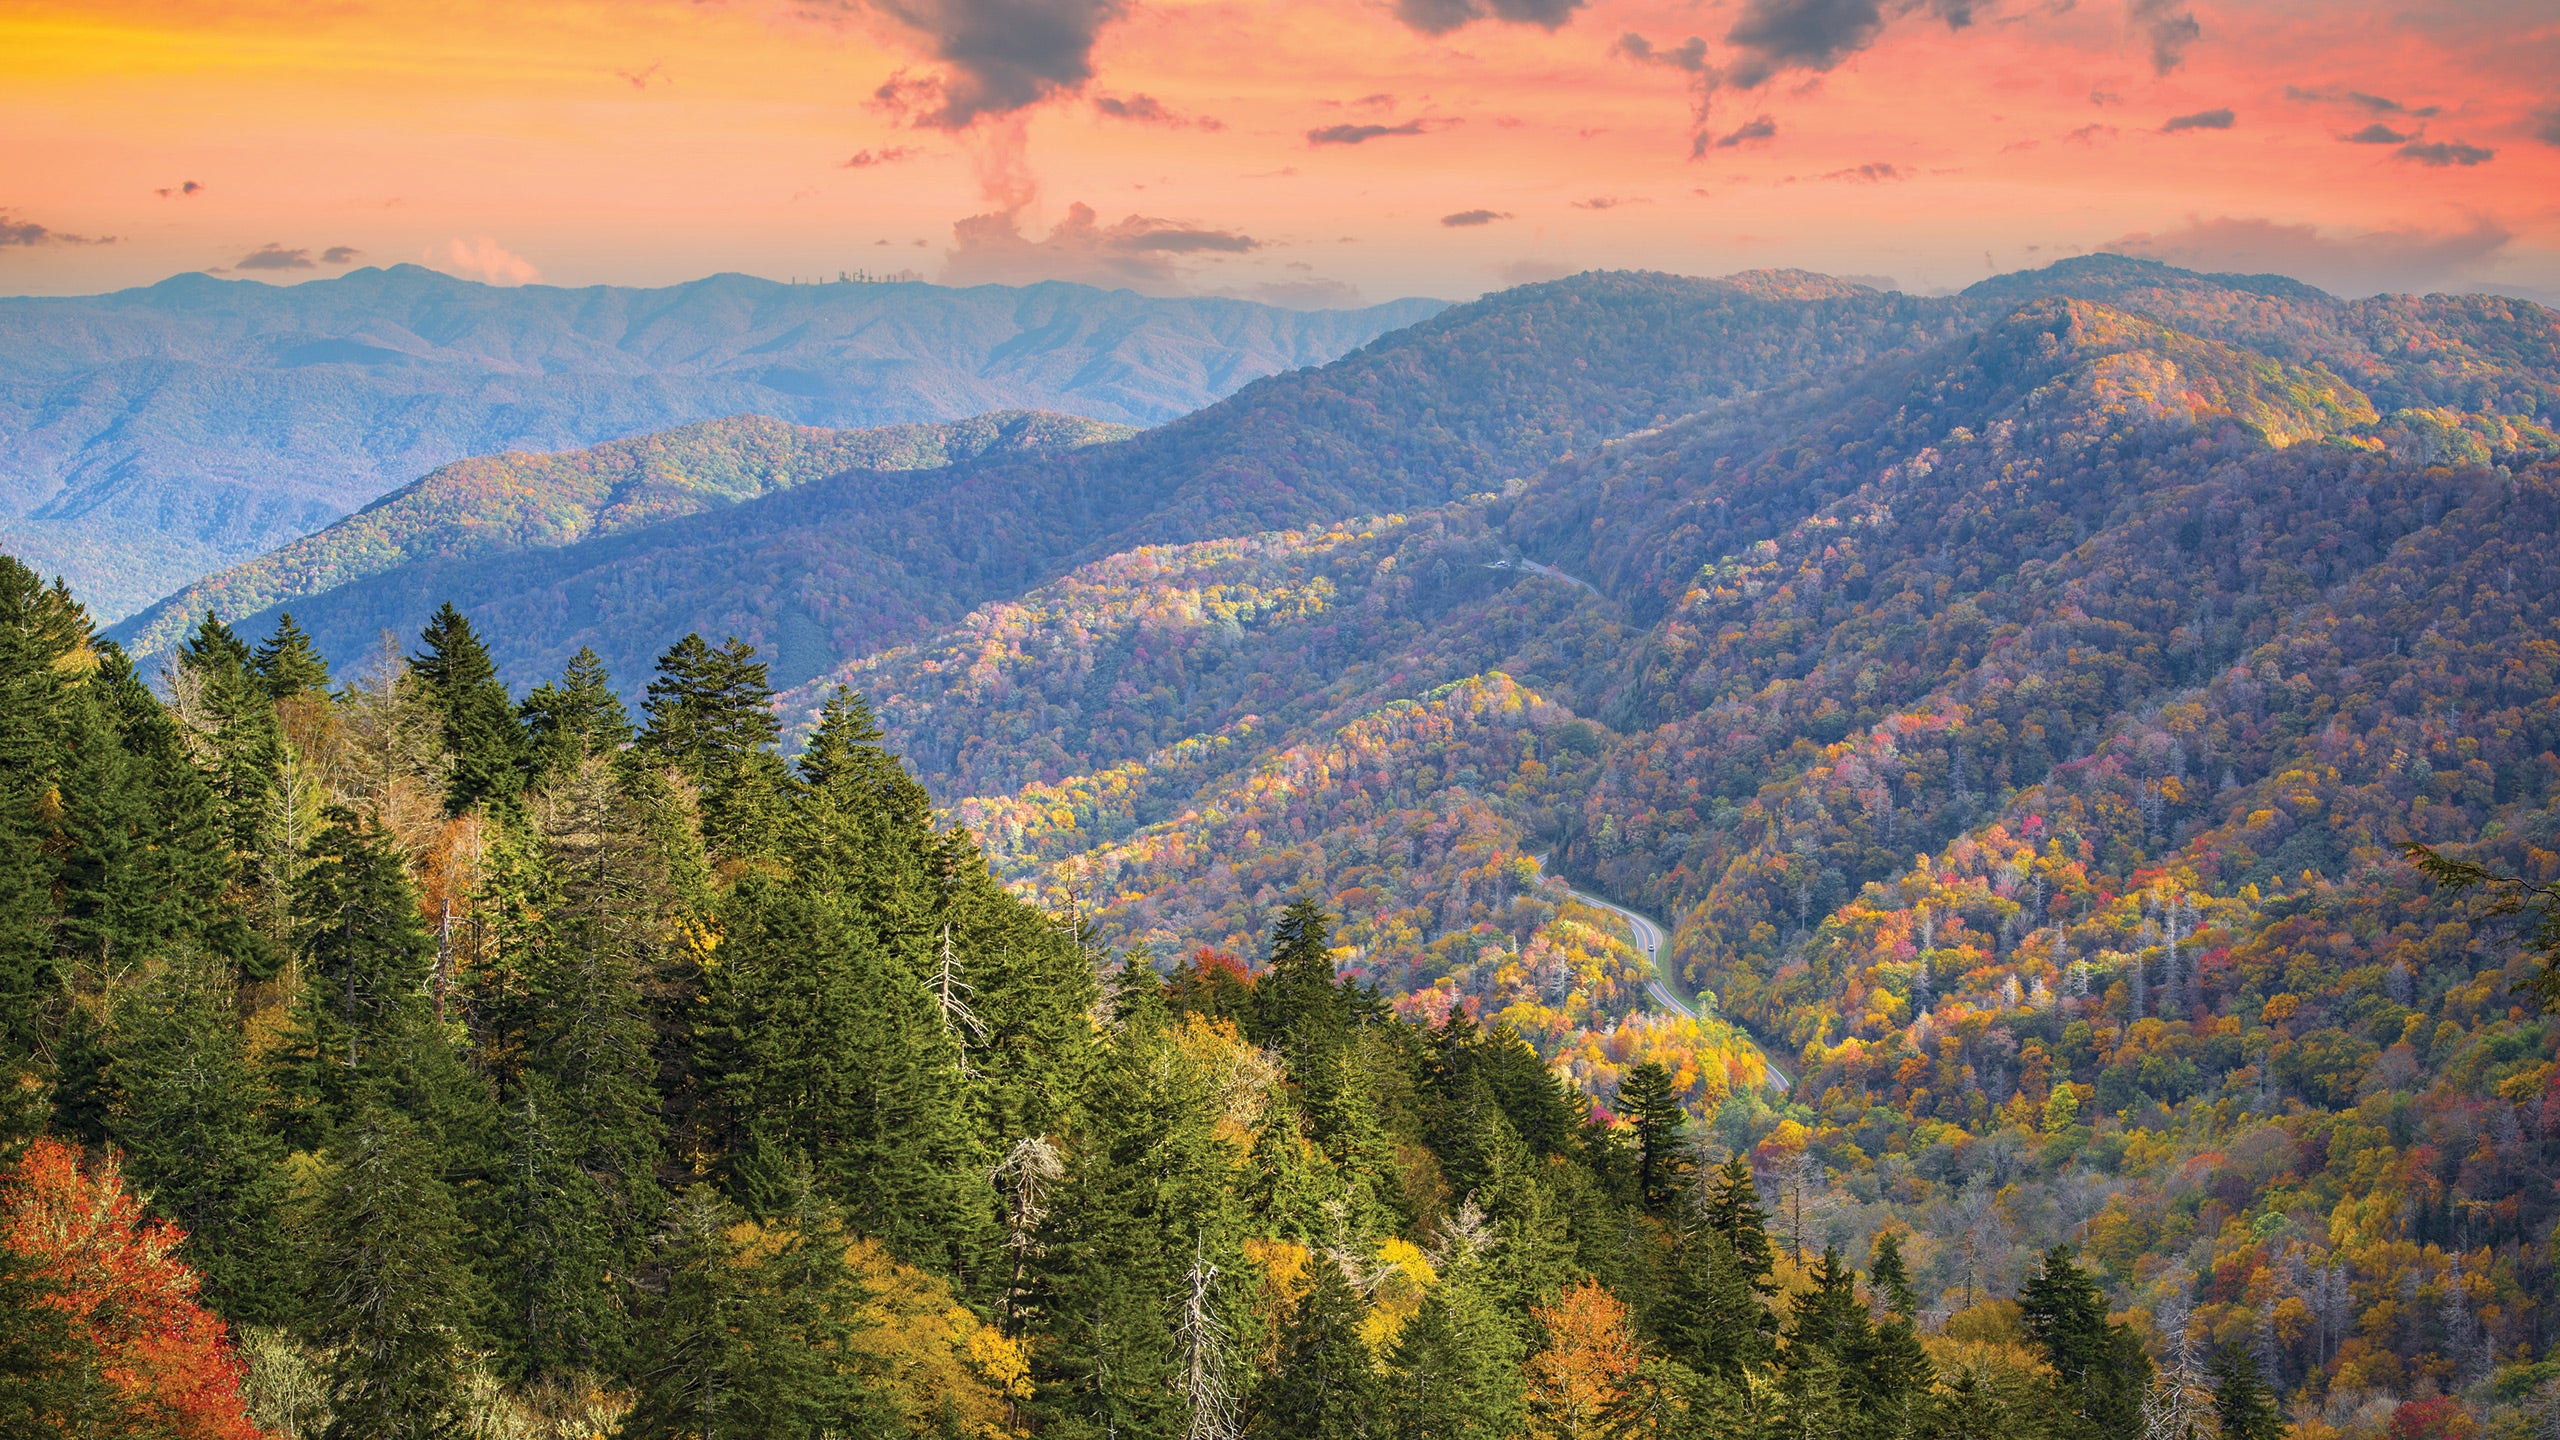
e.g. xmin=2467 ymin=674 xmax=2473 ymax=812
xmin=0 ymin=561 xmax=80 ymax=1085
xmin=179 ymin=612 xmax=285 ymax=862
xmin=623 ymin=1183 xmax=887 ymax=1440
xmin=1384 ymin=1245 xmax=1528 ymax=1440
xmin=518 ymin=647 xmax=630 ymax=785
xmin=410 ymin=603 xmax=525 ymax=817
xmin=1869 ymin=1231 xmax=1919 ymax=1317
xmin=99 ymin=945 xmax=293 ymax=1325
xmin=2208 ymin=1347 xmax=2281 ymax=1440
xmin=637 ymin=633 xmax=788 ymax=855
xmin=1252 ymin=1258 xmax=1375 ymax=1440
xmin=1700 ymin=1155 xmax=1776 ymax=1292
xmin=1617 ymin=1063 xmax=1687 ymax=1212
xmin=2018 ymin=1245 xmax=2145 ymax=1436
xmin=252 ymin=613 xmax=332 ymax=700
xmin=1652 ymin=1223 xmax=1770 ymax=1382
xmin=1250 ymin=898 xmax=1355 ymax=1065
xmin=299 ymin=1106 xmax=483 ymax=1440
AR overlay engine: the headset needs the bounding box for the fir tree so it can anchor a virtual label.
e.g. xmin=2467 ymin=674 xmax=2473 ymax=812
xmin=299 ymin=1106 xmax=483 ymax=1440
xmin=1250 ymin=898 xmax=1356 ymax=1065
xmin=1651 ymin=1223 xmax=1770 ymax=1382
xmin=2208 ymin=1346 xmax=2281 ymax=1440
xmin=518 ymin=646 xmax=630 ymax=784
xmin=637 ymin=633 xmax=789 ymax=855
xmin=2018 ymin=1245 xmax=2146 ymax=1436
xmin=1252 ymin=1258 xmax=1374 ymax=1440
xmin=1383 ymin=1245 xmax=1527 ymax=1440
xmin=410 ymin=603 xmax=525 ymax=817
xmin=252 ymin=613 xmax=332 ymax=700
xmin=1869 ymin=1231 xmax=1919 ymax=1317
xmin=1699 ymin=1155 xmax=1776 ymax=1292
xmin=179 ymin=611 xmax=286 ymax=862
xmin=1617 ymin=1062 xmax=1687 ymax=1213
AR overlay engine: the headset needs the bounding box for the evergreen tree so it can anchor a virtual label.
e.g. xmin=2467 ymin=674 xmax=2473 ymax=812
xmin=1869 ymin=1231 xmax=1919 ymax=1317
xmin=1617 ymin=1062 xmax=1687 ymax=1213
xmin=703 ymin=874 xmax=982 ymax=1271
xmin=636 ymin=633 xmax=789 ymax=855
xmin=252 ymin=613 xmax=332 ymax=700
xmin=1250 ymin=898 xmax=1356 ymax=1065
xmin=2017 ymin=1245 xmax=2146 ymax=1437
xmin=299 ymin=1106 xmax=483 ymax=1440
xmin=518 ymin=646 xmax=630 ymax=784
xmin=410 ymin=603 xmax=525 ymax=817
xmin=0 ymin=561 xmax=80 ymax=1085
xmin=1384 ymin=1246 xmax=1527 ymax=1440
xmin=1651 ymin=1223 xmax=1770 ymax=1381
xmin=99 ymin=945 xmax=293 ymax=1325
xmin=1699 ymin=1155 xmax=1776 ymax=1292
xmin=1252 ymin=1258 xmax=1374 ymax=1440
xmin=623 ymin=1183 xmax=887 ymax=1440
xmin=2208 ymin=1346 xmax=2282 ymax=1440
xmin=179 ymin=611 xmax=285 ymax=862
xmin=0 ymin=1235 xmax=93 ymax=1436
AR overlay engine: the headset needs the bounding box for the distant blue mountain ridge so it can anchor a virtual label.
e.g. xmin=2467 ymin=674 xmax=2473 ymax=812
xmin=0 ymin=265 xmax=1444 ymax=618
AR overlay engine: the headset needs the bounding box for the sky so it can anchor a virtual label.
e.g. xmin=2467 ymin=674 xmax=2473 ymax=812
xmin=1 ymin=0 xmax=2556 ymax=305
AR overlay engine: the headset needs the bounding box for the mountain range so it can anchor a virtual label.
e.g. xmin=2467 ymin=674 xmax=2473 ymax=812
xmin=0 ymin=265 xmax=1441 ymax=618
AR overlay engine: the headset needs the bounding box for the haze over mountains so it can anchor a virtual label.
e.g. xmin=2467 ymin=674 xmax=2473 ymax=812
xmin=0 ymin=265 xmax=1442 ymax=618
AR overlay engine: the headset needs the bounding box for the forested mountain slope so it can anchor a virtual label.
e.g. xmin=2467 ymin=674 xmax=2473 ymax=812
xmin=110 ymin=411 xmax=1133 ymax=665
xmin=0 ymin=266 xmax=1440 ymax=618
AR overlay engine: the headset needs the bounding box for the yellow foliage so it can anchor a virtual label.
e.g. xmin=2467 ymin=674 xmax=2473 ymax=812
xmin=839 ymin=1235 xmax=1028 ymax=1437
xmin=1356 ymin=1237 xmax=1437 ymax=1355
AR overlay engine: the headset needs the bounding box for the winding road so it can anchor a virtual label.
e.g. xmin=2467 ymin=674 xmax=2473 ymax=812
xmin=1532 ymin=857 xmax=1791 ymax=1095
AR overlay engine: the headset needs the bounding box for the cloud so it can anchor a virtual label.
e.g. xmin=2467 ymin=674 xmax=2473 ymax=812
xmin=2160 ymin=107 xmax=2234 ymax=132
xmin=1713 ymin=114 xmax=1778 ymax=147
xmin=942 ymin=202 xmax=1259 ymax=290
xmin=2065 ymin=123 xmax=2118 ymax=145
xmin=1819 ymin=161 xmax=1904 ymax=181
xmin=1613 ymin=32 xmax=1709 ymax=72
xmin=1390 ymin=0 xmax=1586 ymax=37
xmin=1615 ymin=2 xmax=1974 ymax=158
xmin=2103 ymin=215 xmax=2511 ymax=297
xmin=2397 ymin=139 xmax=2494 ymax=166
xmin=1492 ymin=259 xmax=1575 ymax=286
xmin=2127 ymin=0 xmax=2200 ymax=74
xmin=155 ymin=180 xmax=203 ymax=199
xmin=860 ymin=0 xmax=1131 ymax=130
xmin=1573 ymin=196 xmax=1645 ymax=209
xmin=615 ymin=62 xmax=664 ymax=90
xmin=1308 ymin=120 xmax=1434 ymax=146
xmin=2343 ymin=123 xmax=2410 ymax=144
xmin=2285 ymin=85 xmax=2438 ymax=118
xmin=232 ymin=244 xmax=317 ymax=271
xmin=844 ymin=146 xmax=923 ymax=166
xmin=427 ymin=236 xmax=540 ymax=285
xmin=1441 ymin=209 xmax=1511 ymax=226
xmin=1093 ymin=93 xmax=1223 ymax=130
xmin=322 ymin=246 xmax=363 ymax=265
xmin=0 ymin=211 xmax=113 ymax=246
xmin=2538 ymin=106 xmax=2560 ymax=148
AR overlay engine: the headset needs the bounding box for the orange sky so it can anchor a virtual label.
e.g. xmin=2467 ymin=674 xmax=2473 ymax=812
xmin=2 ymin=0 xmax=2554 ymax=302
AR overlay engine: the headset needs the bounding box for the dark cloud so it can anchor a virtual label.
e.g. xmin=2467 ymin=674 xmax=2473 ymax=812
xmin=2104 ymin=215 xmax=2510 ymax=297
xmin=2286 ymin=85 xmax=2438 ymax=118
xmin=1440 ymin=209 xmax=1511 ymax=226
xmin=155 ymin=180 xmax=203 ymax=199
xmin=2160 ymin=107 xmax=2234 ymax=132
xmin=321 ymin=246 xmax=363 ymax=265
xmin=1093 ymin=93 xmax=1224 ymax=130
xmin=1713 ymin=114 xmax=1778 ymax=147
xmin=1308 ymin=120 xmax=1434 ymax=146
xmin=844 ymin=146 xmax=924 ymax=166
xmin=1573 ymin=196 xmax=1645 ymax=209
xmin=0 ymin=212 xmax=112 ymax=247
xmin=1613 ymin=32 xmax=1708 ymax=71
xmin=2065 ymin=123 xmax=2118 ymax=144
xmin=941 ymin=202 xmax=1257 ymax=291
xmin=1722 ymin=0 xmax=1981 ymax=90
xmin=233 ymin=244 xmax=317 ymax=271
xmin=2128 ymin=0 xmax=2200 ymax=74
xmin=1390 ymin=0 xmax=1585 ymax=37
xmin=1819 ymin=161 xmax=1904 ymax=181
xmin=2343 ymin=123 xmax=2410 ymax=144
xmin=2397 ymin=139 xmax=2494 ymax=166
xmin=2538 ymin=106 xmax=2560 ymax=147
xmin=861 ymin=0 xmax=1131 ymax=130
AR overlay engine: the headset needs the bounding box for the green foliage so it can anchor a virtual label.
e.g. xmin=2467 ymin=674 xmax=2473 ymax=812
xmin=412 ymin=602 xmax=526 ymax=817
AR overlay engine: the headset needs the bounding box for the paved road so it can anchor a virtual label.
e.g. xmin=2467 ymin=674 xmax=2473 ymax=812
xmin=1532 ymin=857 xmax=1791 ymax=1094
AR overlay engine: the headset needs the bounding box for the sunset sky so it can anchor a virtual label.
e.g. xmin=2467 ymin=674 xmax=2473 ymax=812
xmin=2 ymin=0 xmax=2555 ymax=304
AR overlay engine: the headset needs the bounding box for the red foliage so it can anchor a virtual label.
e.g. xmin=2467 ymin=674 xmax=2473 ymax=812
xmin=2 ymin=1139 xmax=269 ymax=1440
xmin=2387 ymin=1396 xmax=2479 ymax=1440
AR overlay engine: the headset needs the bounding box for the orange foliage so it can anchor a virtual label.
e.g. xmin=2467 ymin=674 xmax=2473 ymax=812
xmin=1526 ymin=1278 xmax=1641 ymax=1440
xmin=2 ymin=1139 xmax=267 ymax=1440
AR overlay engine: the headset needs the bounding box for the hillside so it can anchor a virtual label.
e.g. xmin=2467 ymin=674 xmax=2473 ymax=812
xmin=193 ymin=270 xmax=1973 ymax=695
xmin=0 ymin=266 xmax=1442 ymax=618
xmin=110 ymin=410 xmax=1133 ymax=664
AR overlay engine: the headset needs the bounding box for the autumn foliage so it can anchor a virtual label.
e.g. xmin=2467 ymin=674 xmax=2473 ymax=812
xmin=1 ymin=1139 xmax=267 ymax=1440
